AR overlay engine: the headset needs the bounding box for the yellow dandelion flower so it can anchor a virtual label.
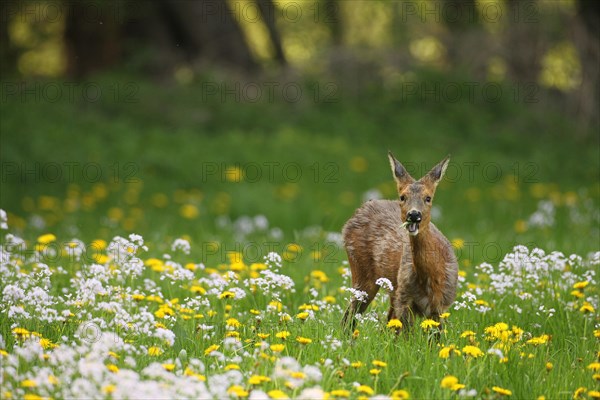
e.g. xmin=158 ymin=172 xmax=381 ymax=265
xmin=369 ymin=368 xmax=381 ymax=375
xmin=451 ymin=238 xmax=465 ymax=249
xmin=352 ymin=329 xmax=360 ymax=339
xmin=462 ymin=345 xmax=484 ymax=358
xmin=387 ymin=319 xmax=403 ymax=329
xmin=331 ymin=389 xmax=351 ymax=397
xmin=248 ymin=375 xmax=271 ymax=385
xmin=580 ymin=302 xmax=595 ymax=313
xmin=227 ymin=385 xmax=249 ymax=397
xmin=106 ymin=364 xmax=119 ymax=373
xmin=20 ymin=379 xmax=37 ymax=388
xmin=492 ymin=386 xmax=512 ymax=396
xmin=296 ymin=312 xmax=310 ymax=320
xmin=204 ymin=344 xmax=220 ymax=356
xmin=268 ymin=389 xmax=289 ymax=399
xmin=588 ymin=390 xmax=600 ymax=399
xmin=148 ymin=346 xmax=163 ymax=356
xmin=276 ymin=331 xmax=291 ymax=339
xmin=391 ymin=389 xmax=410 ymax=399
xmin=460 ymin=330 xmax=476 ymax=338
xmin=12 ymin=327 xmax=31 ymax=338
xmin=593 ymin=374 xmax=600 ymax=381
xmin=219 ymin=291 xmax=235 ymax=299
xmin=103 ymin=384 xmax=116 ymax=394
xmin=225 ymin=364 xmax=240 ymax=371
xmin=190 ymin=286 xmax=206 ymax=295
xmin=226 ymin=318 xmax=242 ymax=328
xmin=573 ymin=387 xmax=586 ymax=399
xmin=37 ymin=233 xmax=56 ymax=244
xmin=351 ymin=361 xmax=363 ymax=368
xmin=573 ymin=281 xmax=589 ymax=289
xmin=270 ymin=344 xmax=285 ymax=352
xmin=526 ymin=334 xmax=550 ymax=346
xmin=180 ymin=204 xmax=199 ymax=219
xmin=257 ymin=333 xmax=270 ymax=339
xmin=588 ymin=362 xmax=600 ymax=371
xmin=356 ymin=385 xmax=374 ymax=395
xmin=324 ymin=296 xmax=336 ymax=304
xmin=546 ymin=362 xmax=553 ymax=371
xmin=440 ymin=312 xmax=450 ymax=319
xmin=162 ymin=363 xmax=175 ymax=371
xmin=439 ymin=344 xmax=461 ymax=359
xmin=372 ymin=360 xmax=387 ymax=368
xmin=571 ymin=290 xmax=584 ymax=298
xmin=22 ymin=395 xmax=43 ymax=400
xmin=440 ymin=375 xmax=462 ymax=390
xmin=420 ymin=319 xmax=440 ymax=330
xmin=296 ymin=336 xmax=312 ymax=345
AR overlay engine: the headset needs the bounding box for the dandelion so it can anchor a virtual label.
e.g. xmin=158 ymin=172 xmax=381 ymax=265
xmin=226 ymin=318 xmax=242 ymax=328
xmin=440 ymin=312 xmax=450 ymax=319
xmin=451 ymin=238 xmax=465 ymax=249
xmin=369 ymin=368 xmax=381 ymax=375
xmin=460 ymin=330 xmax=476 ymax=339
xmin=106 ymin=364 xmax=119 ymax=373
xmin=248 ymin=375 xmax=271 ymax=385
xmin=228 ymin=385 xmax=249 ymax=397
xmin=37 ymin=233 xmax=56 ymax=244
xmin=220 ymin=291 xmax=235 ymax=299
xmin=351 ymin=361 xmax=363 ymax=368
xmin=391 ymin=389 xmax=410 ymax=399
xmin=588 ymin=362 xmax=600 ymax=371
xmin=573 ymin=281 xmax=589 ymax=289
xmin=270 ymin=344 xmax=285 ymax=352
xmin=420 ymin=319 xmax=440 ymax=330
xmin=225 ymin=364 xmax=240 ymax=371
xmin=276 ymin=331 xmax=291 ymax=339
xmin=356 ymin=385 xmax=374 ymax=395
xmin=103 ymin=384 xmax=117 ymax=394
xmin=387 ymin=319 xmax=403 ymax=329
xmin=588 ymin=391 xmax=600 ymax=399
xmin=580 ymin=302 xmax=595 ymax=313
xmin=372 ymin=360 xmax=387 ymax=368
xmin=573 ymin=387 xmax=586 ymax=399
xmin=296 ymin=336 xmax=312 ymax=345
xmin=20 ymin=380 xmax=37 ymax=388
xmin=462 ymin=345 xmax=484 ymax=358
xmin=148 ymin=346 xmax=163 ymax=356
xmin=204 ymin=344 xmax=220 ymax=356
xmin=162 ymin=363 xmax=175 ymax=371
xmin=180 ymin=204 xmax=199 ymax=219
xmin=324 ymin=296 xmax=336 ymax=304
xmin=296 ymin=312 xmax=310 ymax=320
xmin=439 ymin=344 xmax=461 ymax=359
xmin=492 ymin=386 xmax=512 ymax=396
xmin=268 ymin=390 xmax=289 ymax=399
xmin=440 ymin=375 xmax=464 ymax=391
xmin=546 ymin=362 xmax=553 ymax=372
xmin=526 ymin=335 xmax=550 ymax=346
xmin=331 ymin=389 xmax=351 ymax=397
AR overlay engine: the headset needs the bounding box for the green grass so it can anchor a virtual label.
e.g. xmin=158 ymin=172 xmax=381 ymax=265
xmin=0 ymin=73 xmax=599 ymax=399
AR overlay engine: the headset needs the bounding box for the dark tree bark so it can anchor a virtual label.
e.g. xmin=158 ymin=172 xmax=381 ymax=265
xmin=504 ymin=0 xmax=543 ymax=84
xmin=572 ymin=0 xmax=600 ymax=123
xmin=256 ymin=0 xmax=286 ymax=65
xmin=441 ymin=0 xmax=490 ymax=78
xmin=64 ymin=0 xmax=257 ymax=78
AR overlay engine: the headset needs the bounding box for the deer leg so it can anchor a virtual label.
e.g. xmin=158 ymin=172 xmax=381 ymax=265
xmin=342 ymin=279 xmax=380 ymax=333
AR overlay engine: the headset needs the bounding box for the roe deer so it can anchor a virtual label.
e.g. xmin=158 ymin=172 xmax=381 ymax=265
xmin=341 ymin=152 xmax=458 ymax=333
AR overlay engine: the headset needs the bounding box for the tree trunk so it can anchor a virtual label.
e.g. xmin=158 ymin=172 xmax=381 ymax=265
xmin=504 ymin=0 xmax=542 ymax=84
xmin=256 ymin=0 xmax=287 ymax=65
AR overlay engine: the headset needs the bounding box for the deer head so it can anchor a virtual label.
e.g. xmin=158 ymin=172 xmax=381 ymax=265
xmin=388 ymin=152 xmax=450 ymax=236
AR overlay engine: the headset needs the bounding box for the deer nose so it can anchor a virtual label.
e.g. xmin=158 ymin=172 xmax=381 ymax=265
xmin=407 ymin=210 xmax=422 ymax=223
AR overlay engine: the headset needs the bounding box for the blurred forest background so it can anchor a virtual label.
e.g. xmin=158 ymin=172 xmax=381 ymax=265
xmin=2 ymin=0 xmax=599 ymax=122
xmin=1 ymin=0 xmax=599 ymax=262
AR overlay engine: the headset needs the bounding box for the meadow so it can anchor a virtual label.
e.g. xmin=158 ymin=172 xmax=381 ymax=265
xmin=1 ymin=74 xmax=599 ymax=399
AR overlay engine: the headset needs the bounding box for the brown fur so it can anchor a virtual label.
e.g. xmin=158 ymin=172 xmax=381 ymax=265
xmin=341 ymin=153 xmax=458 ymax=332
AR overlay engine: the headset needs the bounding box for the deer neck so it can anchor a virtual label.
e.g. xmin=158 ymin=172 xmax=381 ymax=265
xmin=408 ymin=225 xmax=438 ymax=276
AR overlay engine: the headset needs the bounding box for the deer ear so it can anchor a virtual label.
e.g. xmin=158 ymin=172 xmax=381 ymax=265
xmin=388 ymin=151 xmax=415 ymax=189
xmin=423 ymin=155 xmax=450 ymax=187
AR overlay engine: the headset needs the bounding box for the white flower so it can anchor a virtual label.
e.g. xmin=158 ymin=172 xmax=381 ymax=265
xmin=0 ymin=209 xmax=7 ymax=229
xmin=171 ymin=238 xmax=191 ymax=255
xmin=375 ymin=277 xmax=394 ymax=291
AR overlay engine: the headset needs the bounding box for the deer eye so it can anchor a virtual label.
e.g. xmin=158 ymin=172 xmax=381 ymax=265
xmin=425 ymin=196 xmax=432 ymax=203
xmin=400 ymin=195 xmax=406 ymax=202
